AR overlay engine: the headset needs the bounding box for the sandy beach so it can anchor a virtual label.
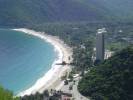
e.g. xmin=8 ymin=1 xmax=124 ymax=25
xmin=13 ymin=28 xmax=73 ymax=96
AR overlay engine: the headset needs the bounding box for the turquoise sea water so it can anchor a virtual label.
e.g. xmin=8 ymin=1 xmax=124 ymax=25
xmin=0 ymin=29 xmax=56 ymax=94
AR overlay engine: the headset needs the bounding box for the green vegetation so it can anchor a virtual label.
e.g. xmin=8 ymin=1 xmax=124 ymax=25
xmin=21 ymin=90 xmax=65 ymax=100
xmin=68 ymin=71 xmax=74 ymax=81
xmin=78 ymin=46 xmax=133 ymax=100
xmin=32 ymin=22 xmax=132 ymax=72
xmin=0 ymin=1 xmax=133 ymax=100
xmin=72 ymin=39 xmax=94 ymax=71
xmin=21 ymin=90 xmax=49 ymax=100
xmin=0 ymin=86 xmax=19 ymax=100
xmin=0 ymin=21 xmax=132 ymax=100
xmin=0 ymin=0 xmax=110 ymax=27
xmin=1 ymin=0 xmax=133 ymax=27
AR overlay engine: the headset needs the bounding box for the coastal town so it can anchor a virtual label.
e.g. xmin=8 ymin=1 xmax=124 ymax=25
xmin=0 ymin=0 xmax=133 ymax=100
xmin=21 ymin=28 xmax=112 ymax=100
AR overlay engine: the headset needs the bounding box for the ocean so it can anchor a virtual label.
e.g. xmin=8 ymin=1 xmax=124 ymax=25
xmin=0 ymin=29 xmax=56 ymax=94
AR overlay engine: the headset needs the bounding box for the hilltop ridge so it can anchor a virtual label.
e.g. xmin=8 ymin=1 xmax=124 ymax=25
xmin=1 ymin=0 xmax=133 ymax=26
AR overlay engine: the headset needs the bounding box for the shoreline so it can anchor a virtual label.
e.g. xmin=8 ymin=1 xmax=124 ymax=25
xmin=13 ymin=28 xmax=73 ymax=96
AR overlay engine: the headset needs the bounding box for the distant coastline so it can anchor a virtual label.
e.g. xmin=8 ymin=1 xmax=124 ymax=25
xmin=13 ymin=28 xmax=73 ymax=96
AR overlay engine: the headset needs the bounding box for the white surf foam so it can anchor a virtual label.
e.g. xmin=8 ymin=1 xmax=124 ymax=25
xmin=12 ymin=28 xmax=64 ymax=96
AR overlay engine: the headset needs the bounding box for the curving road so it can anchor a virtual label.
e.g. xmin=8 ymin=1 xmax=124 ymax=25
xmin=72 ymin=78 xmax=90 ymax=100
xmin=60 ymin=77 xmax=90 ymax=100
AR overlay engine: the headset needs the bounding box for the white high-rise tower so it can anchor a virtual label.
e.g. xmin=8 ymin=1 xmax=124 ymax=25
xmin=96 ymin=28 xmax=106 ymax=62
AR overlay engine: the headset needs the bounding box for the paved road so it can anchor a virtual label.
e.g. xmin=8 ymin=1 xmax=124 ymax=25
xmin=61 ymin=77 xmax=90 ymax=100
xmin=72 ymin=79 xmax=90 ymax=100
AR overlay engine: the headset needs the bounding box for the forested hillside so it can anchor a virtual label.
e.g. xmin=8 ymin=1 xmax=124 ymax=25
xmin=0 ymin=0 xmax=133 ymax=27
xmin=0 ymin=0 xmax=109 ymax=26
xmin=78 ymin=46 xmax=133 ymax=100
xmin=84 ymin=0 xmax=133 ymax=20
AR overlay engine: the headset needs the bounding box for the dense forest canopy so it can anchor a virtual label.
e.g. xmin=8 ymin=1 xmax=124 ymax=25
xmin=78 ymin=46 xmax=133 ymax=100
xmin=0 ymin=0 xmax=133 ymax=26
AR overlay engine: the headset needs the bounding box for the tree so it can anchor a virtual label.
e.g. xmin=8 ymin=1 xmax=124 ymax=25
xmin=0 ymin=86 xmax=19 ymax=100
xmin=78 ymin=46 xmax=133 ymax=100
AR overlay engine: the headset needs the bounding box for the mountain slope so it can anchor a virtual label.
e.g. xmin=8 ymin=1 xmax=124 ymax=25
xmin=0 ymin=0 xmax=114 ymax=26
xmin=0 ymin=0 xmax=133 ymax=26
xmin=78 ymin=46 xmax=133 ymax=100
xmin=100 ymin=0 xmax=133 ymax=20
